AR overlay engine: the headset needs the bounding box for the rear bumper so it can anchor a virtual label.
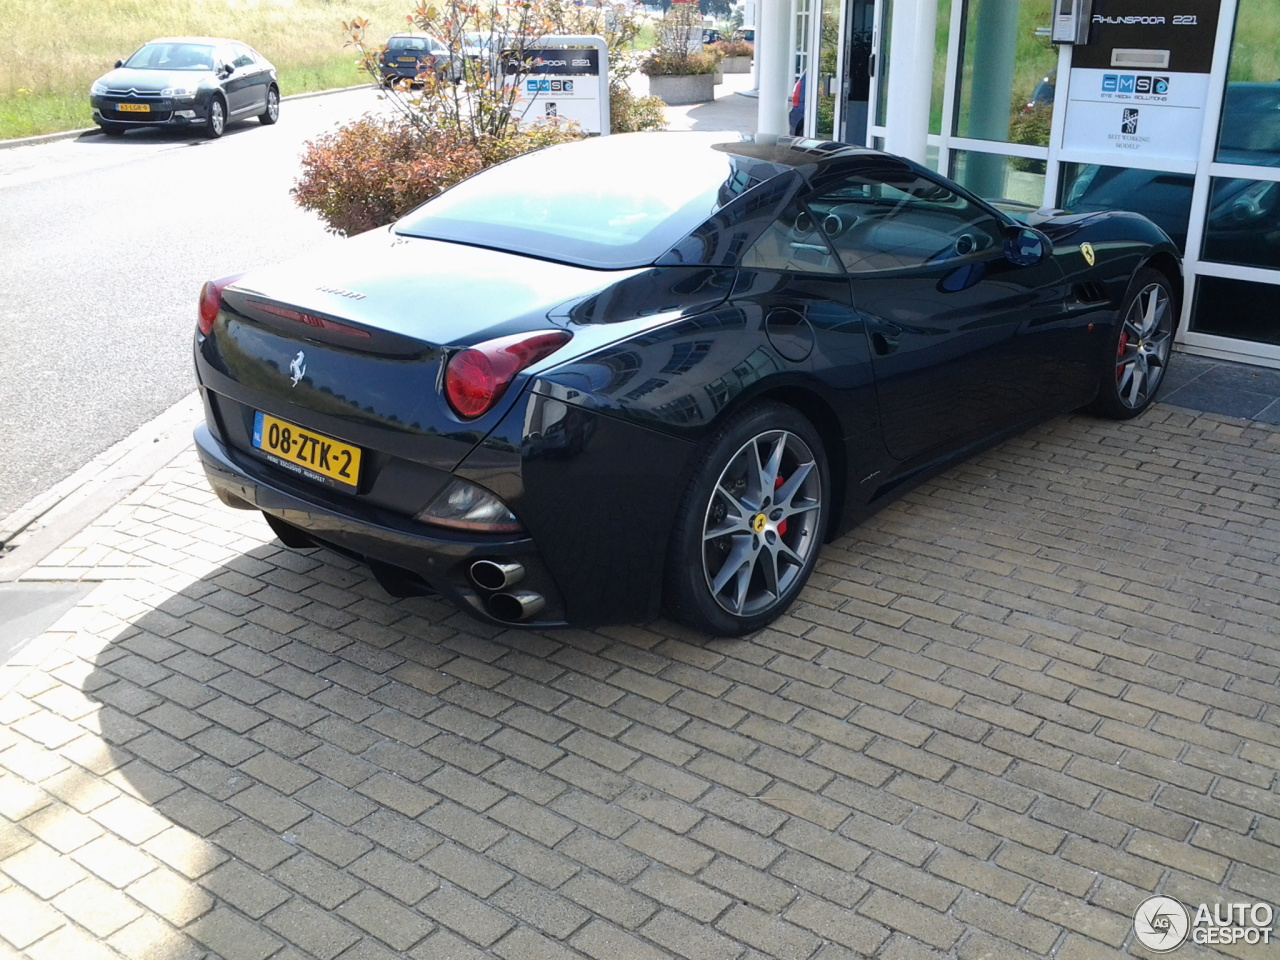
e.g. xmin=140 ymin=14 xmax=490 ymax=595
xmin=194 ymin=423 xmax=568 ymax=627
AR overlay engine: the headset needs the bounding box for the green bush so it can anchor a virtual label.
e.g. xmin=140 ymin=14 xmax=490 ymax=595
xmin=611 ymin=85 xmax=668 ymax=132
xmin=1008 ymin=104 xmax=1052 ymax=172
xmin=292 ymin=116 xmax=580 ymax=236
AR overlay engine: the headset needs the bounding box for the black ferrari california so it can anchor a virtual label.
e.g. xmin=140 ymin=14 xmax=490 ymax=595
xmin=193 ymin=133 xmax=1180 ymax=635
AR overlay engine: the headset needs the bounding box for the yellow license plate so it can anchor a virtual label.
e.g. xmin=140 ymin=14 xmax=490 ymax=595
xmin=117 ymin=102 xmax=150 ymax=112
xmin=397 ymin=56 xmax=418 ymax=62
xmin=252 ymin=412 xmax=361 ymax=489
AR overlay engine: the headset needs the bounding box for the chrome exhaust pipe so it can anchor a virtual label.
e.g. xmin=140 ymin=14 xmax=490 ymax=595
xmin=470 ymin=560 xmax=526 ymax=591
xmin=487 ymin=591 xmax=545 ymax=622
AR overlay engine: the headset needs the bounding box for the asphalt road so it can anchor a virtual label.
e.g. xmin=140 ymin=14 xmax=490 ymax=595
xmin=0 ymin=87 xmax=387 ymax=524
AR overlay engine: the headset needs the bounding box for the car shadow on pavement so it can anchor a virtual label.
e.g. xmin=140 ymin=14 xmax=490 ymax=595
xmin=4 ymin=406 xmax=1280 ymax=958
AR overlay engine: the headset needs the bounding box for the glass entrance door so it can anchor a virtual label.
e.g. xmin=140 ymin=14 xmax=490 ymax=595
xmin=839 ymin=0 xmax=876 ymax=144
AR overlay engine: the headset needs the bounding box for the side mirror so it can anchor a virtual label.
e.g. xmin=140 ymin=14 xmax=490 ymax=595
xmin=1004 ymin=226 xmax=1049 ymax=267
xmin=115 ymin=59 xmax=124 ymax=68
xmin=219 ymin=64 xmax=234 ymax=78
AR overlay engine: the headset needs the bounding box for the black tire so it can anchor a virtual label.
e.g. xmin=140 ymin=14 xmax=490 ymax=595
xmin=205 ymin=96 xmax=227 ymax=138
xmin=98 ymin=122 xmax=126 ymax=137
xmin=1087 ymin=267 xmax=1175 ymax=420
xmin=259 ymin=85 xmax=280 ymax=125
xmin=665 ymin=402 xmax=829 ymax=636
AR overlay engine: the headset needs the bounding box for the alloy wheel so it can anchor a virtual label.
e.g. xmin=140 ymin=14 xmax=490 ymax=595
xmin=701 ymin=429 xmax=823 ymax=618
xmin=1116 ymin=281 xmax=1172 ymax=409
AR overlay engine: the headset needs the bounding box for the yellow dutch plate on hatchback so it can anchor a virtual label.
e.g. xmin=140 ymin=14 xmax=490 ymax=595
xmin=117 ymin=102 xmax=150 ymax=112
xmin=252 ymin=411 xmax=361 ymax=489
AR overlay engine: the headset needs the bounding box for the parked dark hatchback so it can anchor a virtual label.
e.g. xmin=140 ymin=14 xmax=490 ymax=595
xmin=193 ymin=133 xmax=1181 ymax=636
xmin=379 ymin=33 xmax=462 ymax=85
xmin=90 ymin=37 xmax=279 ymax=138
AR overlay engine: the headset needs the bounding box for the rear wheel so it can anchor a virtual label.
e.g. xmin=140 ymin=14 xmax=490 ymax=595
xmin=1088 ymin=268 xmax=1174 ymax=419
xmin=205 ymin=96 xmax=226 ymax=138
xmin=665 ymin=403 xmax=828 ymax=636
xmin=259 ymin=85 xmax=280 ymax=125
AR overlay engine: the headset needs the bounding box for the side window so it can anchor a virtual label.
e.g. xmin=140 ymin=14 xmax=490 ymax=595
xmin=231 ymin=44 xmax=256 ymax=69
xmin=741 ymin=201 xmax=843 ymax=275
xmin=809 ymin=169 xmax=1007 ymax=273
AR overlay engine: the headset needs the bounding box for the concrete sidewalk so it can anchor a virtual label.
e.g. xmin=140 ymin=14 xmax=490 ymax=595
xmin=2 ymin=75 xmax=1280 ymax=960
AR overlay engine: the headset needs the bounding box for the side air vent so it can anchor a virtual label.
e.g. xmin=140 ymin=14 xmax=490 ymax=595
xmin=1074 ymin=282 xmax=1109 ymax=304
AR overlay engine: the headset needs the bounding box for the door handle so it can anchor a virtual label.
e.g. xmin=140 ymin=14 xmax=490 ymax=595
xmin=871 ymin=328 xmax=900 ymax=354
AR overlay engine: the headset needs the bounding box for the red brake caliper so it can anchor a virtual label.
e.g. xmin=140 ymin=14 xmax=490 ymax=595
xmin=774 ymin=475 xmax=788 ymax=535
xmin=1116 ymin=331 xmax=1130 ymax=380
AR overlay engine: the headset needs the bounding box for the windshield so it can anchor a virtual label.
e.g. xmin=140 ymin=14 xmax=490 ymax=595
xmin=394 ymin=134 xmax=747 ymax=269
xmin=124 ymin=42 xmax=216 ymax=71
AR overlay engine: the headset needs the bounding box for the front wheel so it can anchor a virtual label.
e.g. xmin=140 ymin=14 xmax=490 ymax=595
xmin=205 ymin=97 xmax=226 ymax=138
xmin=98 ymin=122 xmax=126 ymax=137
xmin=259 ymin=85 xmax=280 ymax=125
xmin=665 ymin=403 xmax=829 ymax=636
xmin=1087 ymin=268 xmax=1175 ymax=419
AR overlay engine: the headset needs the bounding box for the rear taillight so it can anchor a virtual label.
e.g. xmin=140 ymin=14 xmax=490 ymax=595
xmin=444 ymin=330 xmax=572 ymax=419
xmin=198 ymin=274 xmax=244 ymax=336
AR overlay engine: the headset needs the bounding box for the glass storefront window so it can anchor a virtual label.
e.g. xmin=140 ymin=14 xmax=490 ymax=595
xmin=953 ymin=0 xmax=1056 ymax=148
xmin=1202 ymin=178 xmax=1280 ymax=270
xmin=952 ymin=149 xmax=1044 ymax=205
xmin=873 ymin=0 xmax=892 ymax=128
xmin=814 ymin=0 xmax=841 ymax=139
xmin=1216 ymin=0 xmax=1280 ymax=167
xmin=1191 ymin=276 xmax=1280 ymax=345
xmin=1060 ymin=162 xmax=1194 ymax=252
xmin=929 ymin=0 xmax=952 ymax=136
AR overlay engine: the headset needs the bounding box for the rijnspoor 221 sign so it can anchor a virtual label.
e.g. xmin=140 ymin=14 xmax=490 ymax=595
xmin=1062 ymin=0 xmax=1223 ymax=162
xmin=505 ymin=36 xmax=610 ymax=135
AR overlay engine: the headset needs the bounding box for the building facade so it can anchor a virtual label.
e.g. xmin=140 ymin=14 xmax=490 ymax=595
xmin=768 ymin=0 xmax=1280 ymax=368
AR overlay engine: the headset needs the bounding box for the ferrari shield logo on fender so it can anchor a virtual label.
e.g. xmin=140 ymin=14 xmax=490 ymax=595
xmin=1080 ymin=242 xmax=1096 ymax=267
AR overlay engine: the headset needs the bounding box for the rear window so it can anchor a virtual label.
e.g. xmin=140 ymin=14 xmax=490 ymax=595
xmin=393 ymin=135 xmax=745 ymax=269
xmin=388 ymin=37 xmax=431 ymax=52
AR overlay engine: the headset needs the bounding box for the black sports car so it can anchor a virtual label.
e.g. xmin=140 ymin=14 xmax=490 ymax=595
xmin=193 ymin=133 xmax=1181 ymax=635
xmin=91 ymin=37 xmax=279 ymax=138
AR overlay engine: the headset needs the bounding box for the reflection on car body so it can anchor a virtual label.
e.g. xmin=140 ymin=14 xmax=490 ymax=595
xmin=1064 ymin=81 xmax=1280 ymax=256
xmin=193 ymin=133 xmax=1181 ymax=636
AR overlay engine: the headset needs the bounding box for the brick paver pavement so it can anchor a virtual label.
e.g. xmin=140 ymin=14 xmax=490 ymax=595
xmin=1 ymin=401 xmax=1278 ymax=960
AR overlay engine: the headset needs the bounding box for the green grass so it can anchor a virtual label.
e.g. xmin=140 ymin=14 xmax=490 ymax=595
xmin=1229 ymin=0 xmax=1280 ymax=82
xmin=0 ymin=0 xmax=413 ymax=139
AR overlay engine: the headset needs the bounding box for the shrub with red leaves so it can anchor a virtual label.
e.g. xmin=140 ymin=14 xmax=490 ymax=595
xmin=292 ymin=116 xmax=582 ymax=237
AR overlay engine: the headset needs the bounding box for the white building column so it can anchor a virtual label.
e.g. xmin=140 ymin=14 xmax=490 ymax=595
xmin=883 ymin=0 xmax=937 ymax=163
xmin=755 ymin=0 xmax=793 ymax=136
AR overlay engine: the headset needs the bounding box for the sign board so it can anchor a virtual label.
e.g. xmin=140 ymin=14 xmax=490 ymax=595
xmin=1062 ymin=0 xmax=1222 ymax=162
xmin=507 ymin=36 xmax=609 ymax=135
